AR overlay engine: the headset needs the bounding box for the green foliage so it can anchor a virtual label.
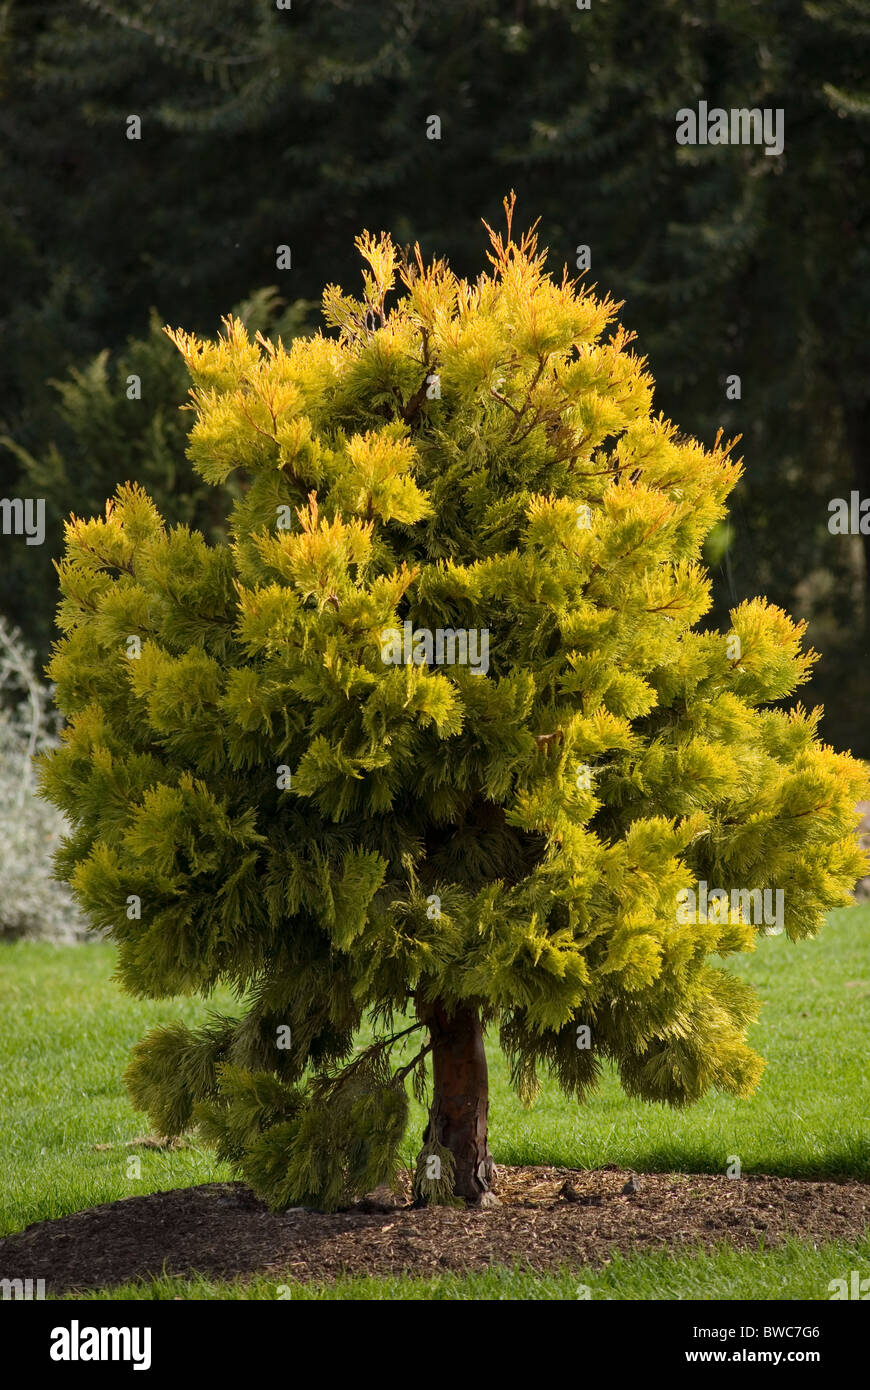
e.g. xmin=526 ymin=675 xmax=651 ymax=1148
xmin=40 ymin=210 xmax=869 ymax=1209
xmin=4 ymin=0 xmax=870 ymax=749
xmin=0 ymin=288 xmax=312 ymax=660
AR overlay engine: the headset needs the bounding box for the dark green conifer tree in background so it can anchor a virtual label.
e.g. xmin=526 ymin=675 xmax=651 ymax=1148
xmin=39 ymin=203 xmax=867 ymax=1208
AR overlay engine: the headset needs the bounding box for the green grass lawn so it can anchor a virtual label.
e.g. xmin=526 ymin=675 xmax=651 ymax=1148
xmin=2 ymin=904 xmax=868 ymax=1298
xmin=55 ymin=1238 xmax=870 ymax=1301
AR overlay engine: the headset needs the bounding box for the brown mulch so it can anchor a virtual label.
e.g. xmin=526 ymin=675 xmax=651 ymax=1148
xmin=2 ymin=1167 xmax=867 ymax=1295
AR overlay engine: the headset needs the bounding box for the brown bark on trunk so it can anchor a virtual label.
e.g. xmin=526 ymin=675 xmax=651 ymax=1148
xmin=418 ymin=999 xmax=496 ymax=1206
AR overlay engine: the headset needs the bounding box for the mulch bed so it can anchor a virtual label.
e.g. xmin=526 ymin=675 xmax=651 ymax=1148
xmin=2 ymin=1167 xmax=868 ymax=1295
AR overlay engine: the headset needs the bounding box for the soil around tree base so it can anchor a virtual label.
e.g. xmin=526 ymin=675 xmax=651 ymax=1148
xmin=2 ymin=1167 xmax=868 ymax=1296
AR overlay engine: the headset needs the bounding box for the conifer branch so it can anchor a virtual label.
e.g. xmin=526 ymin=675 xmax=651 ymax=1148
xmin=393 ymin=1041 xmax=433 ymax=1085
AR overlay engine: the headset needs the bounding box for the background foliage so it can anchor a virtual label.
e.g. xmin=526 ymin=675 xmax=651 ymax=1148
xmin=0 ymin=618 xmax=88 ymax=940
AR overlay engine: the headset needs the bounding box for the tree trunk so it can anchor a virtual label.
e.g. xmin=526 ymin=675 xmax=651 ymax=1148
xmin=418 ymin=999 xmax=497 ymax=1206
